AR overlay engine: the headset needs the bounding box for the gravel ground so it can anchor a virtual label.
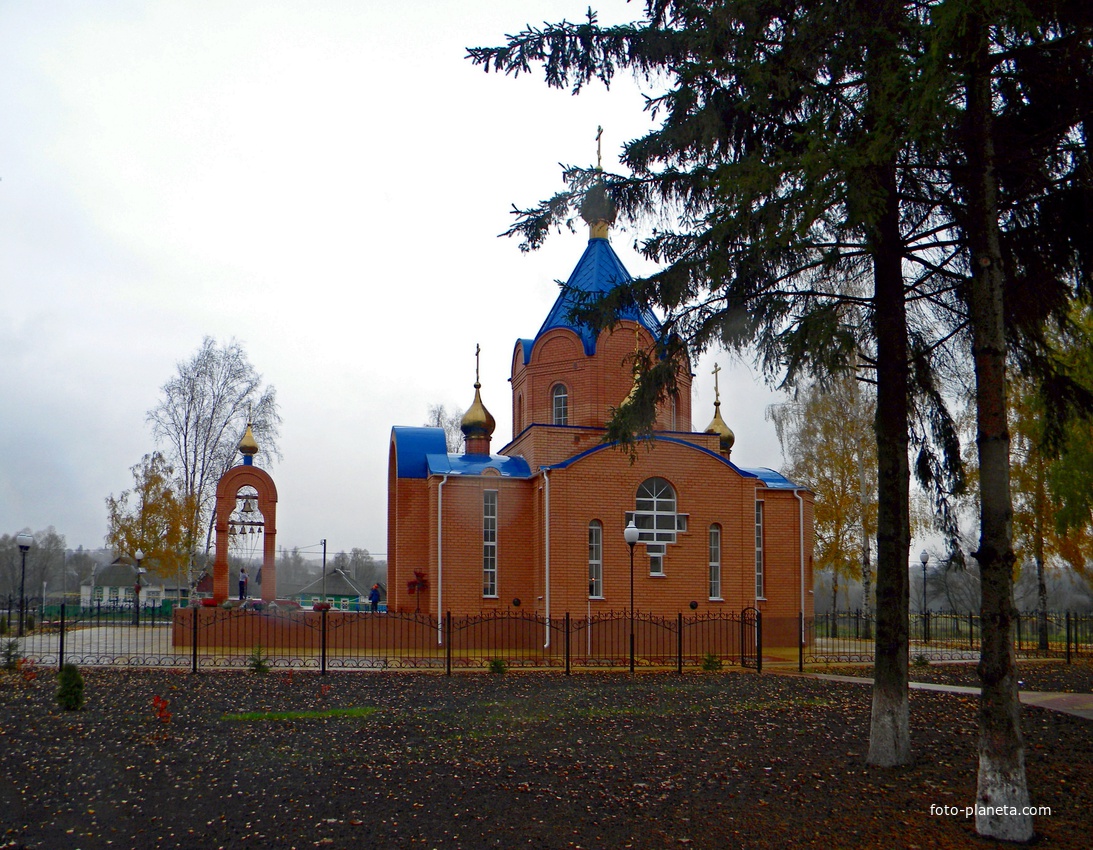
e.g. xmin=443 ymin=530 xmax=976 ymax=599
xmin=1 ymin=664 xmax=1090 ymax=849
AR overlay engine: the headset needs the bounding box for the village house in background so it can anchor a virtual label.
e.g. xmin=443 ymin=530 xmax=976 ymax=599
xmin=388 ymin=192 xmax=815 ymax=643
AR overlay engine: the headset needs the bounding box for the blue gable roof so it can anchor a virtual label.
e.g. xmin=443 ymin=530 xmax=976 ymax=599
xmin=740 ymin=467 xmax=805 ymax=490
xmin=392 ymin=427 xmax=532 ymax=480
xmin=390 ymin=427 xmax=449 ymax=479
xmin=426 ymin=453 xmax=532 ymax=478
xmin=530 ymin=237 xmax=661 ymax=359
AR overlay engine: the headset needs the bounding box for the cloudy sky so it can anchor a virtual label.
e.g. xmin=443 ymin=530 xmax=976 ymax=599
xmin=1 ymin=1 xmax=789 ymax=557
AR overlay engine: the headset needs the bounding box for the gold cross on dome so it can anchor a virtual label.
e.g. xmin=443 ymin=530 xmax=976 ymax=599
xmin=712 ymin=363 xmax=722 ymax=403
xmin=475 ymin=343 xmax=481 ymax=384
xmin=596 ymin=125 xmax=603 ymax=171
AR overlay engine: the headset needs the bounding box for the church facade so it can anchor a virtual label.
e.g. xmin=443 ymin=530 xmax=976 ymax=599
xmin=387 ymin=210 xmax=814 ymax=639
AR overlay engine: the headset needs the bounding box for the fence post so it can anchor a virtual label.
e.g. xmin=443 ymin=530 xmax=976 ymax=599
xmin=756 ymin=611 xmax=763 ymax=675
xmin=1016 ymin=612 xmax=1022 ymax=652
xmin=320 ymin=607 xmax=327 ymax=676
xmin=1066 ymin=612 xmax=1072 ymax=665
xmin=677 ymin=612 xmax=683 ymax=675
xmin=58 ymin=603 xmax=66 ymax=671
xmin=445 ymin=611 xmax=452 ymax=676
xmin=191 ymin=606 xmax=198 ymax=673
xmin=565 ymin=612 xmax=571 ymax=676
xmin=799 ymin=612 xmax=804 ymax=673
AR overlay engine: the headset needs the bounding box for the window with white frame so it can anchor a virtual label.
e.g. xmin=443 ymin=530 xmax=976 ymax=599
xmin=625 ymin=477 xmax=685 ymax=544
xmin=755 ymin=501 xmax=765 ymax=598
xmin=588 ymin=520 xmax=603 ymax=598
xmin=552 ymin=384 xmax=568 ymax=425
xmin=483 ymin=490 xmax=498 ymax=596
xmin=709 ymin=524 xmax=722 ymax=599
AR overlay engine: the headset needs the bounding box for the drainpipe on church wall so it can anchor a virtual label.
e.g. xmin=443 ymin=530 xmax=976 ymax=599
xmin=543 ymin=468 xmax=551 ymax=648
xmin=437 ymin=474 xmax=449 ymax=646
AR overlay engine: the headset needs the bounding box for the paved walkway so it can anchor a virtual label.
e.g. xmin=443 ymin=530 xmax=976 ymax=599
xmin=809 ymin=673 xmax=1093 ymax=721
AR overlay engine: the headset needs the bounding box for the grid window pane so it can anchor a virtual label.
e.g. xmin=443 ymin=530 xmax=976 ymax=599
xmin=588 ymin=521 xmax=603 ymax=598
xmin=709 ymin=525 xmax=721 ymax=599
xmin=552 ymin=384 xmax=568 ymax=426
xmin=755 ymin=501 xmax=765 ymax=598
xmin=483 ymin=490 xmax=498 ymax=596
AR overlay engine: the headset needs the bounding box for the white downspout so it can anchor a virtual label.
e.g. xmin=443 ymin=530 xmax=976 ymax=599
xmin=793 ymin=488 xmax=806 ymax=647
xmin=437 ymin=474 xmax=449 ymax=646
xmin=543 ymin=468 xmax=551 ymax=648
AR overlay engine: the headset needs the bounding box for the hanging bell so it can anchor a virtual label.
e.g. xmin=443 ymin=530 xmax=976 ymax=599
xmin=230 ymin=525 xmax=237 ymax=536
xmin=242 ymin=498 xmax=256 ymax=514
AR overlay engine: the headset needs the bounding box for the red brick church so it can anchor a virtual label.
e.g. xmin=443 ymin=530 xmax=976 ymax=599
xmin=387 ymin=200 xmax=814 ymax=633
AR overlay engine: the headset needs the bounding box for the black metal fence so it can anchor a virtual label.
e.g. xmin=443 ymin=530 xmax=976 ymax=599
xmin=3 ymin=601 xmax=762 ymax=674
xmin=804 ymin=610 xmax=1093 ymax=665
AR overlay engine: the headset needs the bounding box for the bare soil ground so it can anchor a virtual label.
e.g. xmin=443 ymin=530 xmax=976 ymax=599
xmin=1 ymin=662 xmax=1090 ymax=849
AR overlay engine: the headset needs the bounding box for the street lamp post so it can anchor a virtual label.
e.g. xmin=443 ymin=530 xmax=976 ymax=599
xmin=132 ymin=549 xmax=144 ymax=626
xmin=919 ymin=549 xmax=929 ymax=615
xmin=15 ymin=533 xmax=32 ymax=637
xmin=624 ymin=520 xmax=640 ymax=673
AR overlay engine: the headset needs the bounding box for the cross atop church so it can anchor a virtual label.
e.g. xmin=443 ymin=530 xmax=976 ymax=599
xmin=475 ymin=343 xmax=481 ymax=384
xmin=712 ymin=363 xmax=722 ymax=403
xmin=596 ymin=125 xmax=603 ymax=171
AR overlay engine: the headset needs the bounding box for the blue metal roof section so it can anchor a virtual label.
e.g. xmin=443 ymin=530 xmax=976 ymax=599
xmin=392 ymin=427 xmax=533 ymax=479
xmin=740 ymin=467 xmax=804 ymax=490
xmin=530 ymin=237 xmax=661 ymax=359
xmin=426 ymin=453 xmax=532 ymax=478
xmin=390 ymin=427 xmax=449 ymax=479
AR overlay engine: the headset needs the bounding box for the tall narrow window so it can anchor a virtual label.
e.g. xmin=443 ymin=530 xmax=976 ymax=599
xmin=483 ymin=490 xmax=498 ymax=597
xmin=709 ymin=524 xmax=722 ymax=600
xmin=755 ymin=501 xmax=765 ymax=598
xmin=552 ymin=384 xmax=568 ymax=425
xmin=588 ymin=521 xmax=603 ymax=598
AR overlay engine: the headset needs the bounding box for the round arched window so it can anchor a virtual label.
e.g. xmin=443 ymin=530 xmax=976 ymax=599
xmin=552 ymin=384 xmax=569 ymax=425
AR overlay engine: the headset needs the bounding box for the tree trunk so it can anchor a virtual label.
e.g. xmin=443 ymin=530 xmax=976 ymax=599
xmin=868 ymin=173 xmax=912 ymax=766
xmin=964 ymin=10 xmax=1034 ymax=841
xmin=862 ymin=0 xmax=911 ymax=768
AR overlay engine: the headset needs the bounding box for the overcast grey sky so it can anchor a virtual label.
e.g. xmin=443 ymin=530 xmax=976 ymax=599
xmin=1 ymin=1 xmax=789 ymax=556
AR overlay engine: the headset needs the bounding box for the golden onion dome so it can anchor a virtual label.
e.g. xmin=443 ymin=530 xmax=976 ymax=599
xmin=704 ymin=401 xmax=736 ymax=451
xmin=580 ymin=180 xmax=617 ymax=239
xmin=238 ymin=423 xmax=259 ymax=457
xmin=460 ymin=382 xmax=496 ymax=439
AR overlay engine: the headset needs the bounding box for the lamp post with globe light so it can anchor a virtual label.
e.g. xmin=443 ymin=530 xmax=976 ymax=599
xmin=15 ymin=533 xmax=32 ymax=637
xmin=624 ymin=520 xmax=640 ymax=673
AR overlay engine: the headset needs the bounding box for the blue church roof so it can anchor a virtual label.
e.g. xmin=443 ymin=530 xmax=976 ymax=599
xmin=740 ymin=467 xmax=805 ymax=490
xmin=530 ymin=237 xmax=661 ymax=358
xmin=391 ymin=426 xmax=532 ymax=480
xmin=426 ymin=453 xmax=532 ymax=478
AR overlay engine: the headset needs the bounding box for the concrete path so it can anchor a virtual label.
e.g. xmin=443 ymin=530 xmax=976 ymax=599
xmin=810 ymin=673 xmax=1093 ymax=722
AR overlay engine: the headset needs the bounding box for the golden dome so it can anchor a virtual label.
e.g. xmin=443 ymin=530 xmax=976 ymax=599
xmin=238 ymin=423 xmax=259 ymax=456
xmin=705 ymin=401 xmax=735 ymax=451
xmin=580 ymin=179 xmax=616 ymax=239
xmin=460 ymin=382 xmax=496 ymax=439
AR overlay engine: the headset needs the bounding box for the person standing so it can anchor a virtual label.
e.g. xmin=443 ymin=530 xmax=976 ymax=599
xmin=369 ymin=584 xmax=381 ymax=613
xmin=239 ymin=567 xmax=248 ymax=601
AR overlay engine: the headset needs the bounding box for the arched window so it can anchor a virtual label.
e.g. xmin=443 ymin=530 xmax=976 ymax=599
xmin=709 ymin=524 xmax=722 ymax=600
xmin=552 ymin=384 xmax=568 ymax=425
xmin=588 ymin=521 xmax=603 ymax=598
xmin=626 ymin=477 xmax=686 ymax=576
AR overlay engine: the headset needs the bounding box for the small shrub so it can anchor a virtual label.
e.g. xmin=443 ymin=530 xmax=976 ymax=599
xmin=488 ymin=658 xmax=507 ymax=675
xmin=701 ymin=652 xmax=723 ymax=672
xmin=56 ymin=664 xmax=85 ymax=711
xmin=247 ymin=645 xmax=270 ymax=675
xmin=24 ymin=615 xmax=34 ymax=632
xmin=2 ymin=639 xmax=19 ymax=670
xmin=0 ymin=616 xmax=8 ymax=635
xmin=913 ymin=653 xmax=931 ymax=667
